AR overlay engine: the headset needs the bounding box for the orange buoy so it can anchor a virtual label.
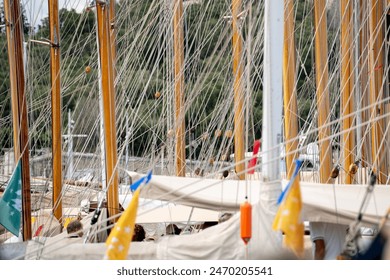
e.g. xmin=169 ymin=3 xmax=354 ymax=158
xmin=209 ymin=157 xmax=214 ymax=165
xmin=215 ymin=129 xmax=222 ymax=137
xmin=85 ymin=66 xmax=91 ymax=73
xmin=155 ymin=91 xmax=161 ymax=99
xmin=240 ymin=200 xmax=252 ymax=245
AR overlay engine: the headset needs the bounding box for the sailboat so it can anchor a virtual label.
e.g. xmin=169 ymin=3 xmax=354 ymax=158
xmin=1 ymin=0 xmax=390 ymax=260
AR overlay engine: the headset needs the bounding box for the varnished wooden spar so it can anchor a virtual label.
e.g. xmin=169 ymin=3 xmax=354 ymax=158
xmin=232 ymin=0 xmax=245 ymax=180
xmin=369 ymin=0 xmax=386 ymax=183
xmin=173 ymin=0 xmax=186 ymax=177
xmin=340 ymin=0 xmax=355 ymax=184
xmin=4 ymin=0 xmax=32 ymax=240
xmin=313 ymin=0 xmax=332 ymax=183
xmin=48 ymin=0 xmax=63 ymax=223
xmin=282 ymin=0 xmax=299 ymax=180
xmin=96 ymin=1 xmax=119 ymax=222
xmin=4 ymin=1 xmax=19 ymax=161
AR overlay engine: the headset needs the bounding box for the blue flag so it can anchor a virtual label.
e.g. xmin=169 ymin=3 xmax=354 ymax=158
xmin=277 ymin=159 xmax=303 ymax=205
xmin=130 ymin=171 xmax=152 ymax=192
xmin=0 ymin=160 xmax=22 ymax=236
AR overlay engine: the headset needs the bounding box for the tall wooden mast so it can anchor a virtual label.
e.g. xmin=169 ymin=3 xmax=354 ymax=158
xmin=48 ymin=0 xmax=63 ymax=222
xmin=96 ymin=1 xmax=119 ymax=221
xmin=283 ymin=0 xmax=299 ymax=180
xmin=4 ymin=0 xmax=19 ymax=161
xmin=368 ymin=0 xmax=386 ymax=183
xmin=4 ymin=0 xmax=32 ymax=240
xmin=173 ymin=0 xmax=186 ymax=177
xmin=232 ymin=0 xmax=245 ymax=180
xmin=340 ymin=0 xmax=355 ymax=184
xmin=313 ymin=0 xmax=332 ymax=183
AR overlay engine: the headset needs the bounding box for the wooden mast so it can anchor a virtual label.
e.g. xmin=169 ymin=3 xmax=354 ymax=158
xmin=232 ymin=0 xmax=245 ymax=180
xmin=4 ymin=0 xmax=19 ymax=161
xmin=96 ymin=1 xmax=119 ymax=221
xmin=368 ymin=0 xmax=386 ymax=183
xmin=48 ymin=0 xmax=63 ymax=222
xmin=173 ymin=0 xmax=186 ymax=177
xmin=340 ymin=0 xmax=355 ymax=184
xmin=313 ymin=0 xmax=332 ymax=183
xmin=283 ymin=0 xmax=299 ymax=180
xmin=4 ymin=0 xmax=32 ymax=240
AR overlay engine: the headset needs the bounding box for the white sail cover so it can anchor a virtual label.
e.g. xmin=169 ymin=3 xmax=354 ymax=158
xmin=127 ymin=172 xmax=390 ymax=226
xmin=126 ymin=172 xmax=261 ymax=212
xmin=299 ymin=181 xmax=390 ymax=226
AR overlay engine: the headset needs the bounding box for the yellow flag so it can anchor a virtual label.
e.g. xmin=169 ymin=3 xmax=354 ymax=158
xmin=272 ymin=162 xmax=304 ymax=257
xmin=105 ymin=188 xmax=140 ymax=260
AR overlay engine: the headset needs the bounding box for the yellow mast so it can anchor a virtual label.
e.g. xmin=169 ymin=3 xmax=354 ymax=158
xmin=368 ymin=0 xmax=386 ymax=183
xmin=340 ymin=0 xmax=355 ymax=184
xmin=4 ymin=0 xmax=20 ymax=161
xmin=313 ymin=0 xmax=332 ymax=183
xmin=173 ymin=0 xmax=186 ymax=177
xmin=96 ymin=1 xmax=119 ymax=221
xmin=4 ymin=0 xmax=32 ymax=240
xmin=232 ymin=0 xmax=245 ymax=180
xmin=48 ymin=0 xmax=63 ymax=222
xmin=283 ymin=0 xmax=299 ymax=180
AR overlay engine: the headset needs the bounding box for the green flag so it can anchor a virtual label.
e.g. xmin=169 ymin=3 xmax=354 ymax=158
xmin=0 ymin=160 xmax=22 ymax=236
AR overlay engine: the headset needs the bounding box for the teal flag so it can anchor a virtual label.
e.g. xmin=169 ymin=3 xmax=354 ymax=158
xmin=0 ymin=160 xmax=22 ymax=236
